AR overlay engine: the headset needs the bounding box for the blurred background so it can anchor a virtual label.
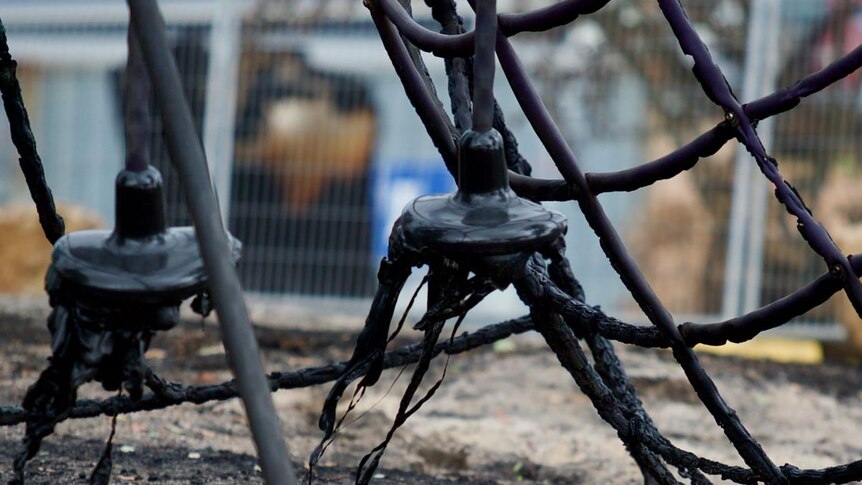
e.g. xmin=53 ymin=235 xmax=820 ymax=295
xmin=1 ymin=0 xmax=861 ymax=346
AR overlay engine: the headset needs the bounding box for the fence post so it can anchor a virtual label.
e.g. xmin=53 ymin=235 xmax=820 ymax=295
xmin=721 ymin=0 xmax=782 ymax=318
xmin=202 ymin=0 xmax=242 ymax=223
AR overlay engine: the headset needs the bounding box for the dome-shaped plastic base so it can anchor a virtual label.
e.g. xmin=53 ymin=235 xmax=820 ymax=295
xmin=50 ymin=227 xmax=241 ymax=304
xmin=399 ymin=189 xmax=567 ymax=256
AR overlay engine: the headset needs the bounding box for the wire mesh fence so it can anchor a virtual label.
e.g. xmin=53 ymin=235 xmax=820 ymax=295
xmin=0 ymin=0 xmax=859 ymax=338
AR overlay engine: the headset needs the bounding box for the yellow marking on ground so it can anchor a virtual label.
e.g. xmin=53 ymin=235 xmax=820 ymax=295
xmin=695 ymin=339 xmax=823 ymax=364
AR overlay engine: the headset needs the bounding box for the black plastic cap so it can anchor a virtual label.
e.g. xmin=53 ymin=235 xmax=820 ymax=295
xmin=114 ymin=166 xmax=167 ymax=240
xmin=457 ymin=129 xmax=508 ymax=194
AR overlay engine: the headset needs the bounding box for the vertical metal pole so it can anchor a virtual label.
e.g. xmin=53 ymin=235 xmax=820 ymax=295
xmin=202 ymin=0 xmax=242 ymax=223
xmin=720 ymin=0 xmax=781 ymax=318
xmin=126 ymin=1 xmax=298 ymax=484
xmin=471 ymin=0 xmax=497 ymax=132
xmin=742 ymin=0 xmax=782 ymax=313
xmin=125 ymin=26 xmax=151 ymax=172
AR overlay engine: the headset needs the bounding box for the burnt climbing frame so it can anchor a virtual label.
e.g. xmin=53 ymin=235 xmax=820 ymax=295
xmin=310 ymin=1 xmax=862 ymax=484
xmin=2 ymin=1 xmax=862 ymax=485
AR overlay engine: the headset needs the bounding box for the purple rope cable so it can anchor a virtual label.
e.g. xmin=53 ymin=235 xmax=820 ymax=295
xmin=656 ymin=0 xmax=862 ymax=323
xmin=414 ymin=0 xmax=861 ymax=353
xmin=492 ymin=27 xmax=785 ymax=482
xmin=680 ymin=256 xmax=862 ymax=345
xmin=378 ymin=0 xmax=610 ymax=57
xmin=368 ymin=1 xmax=563 ymax=199
xmin=541 ymin=254 xmax=862 ymax=349
xmin=562 ymin=42 xmax=862 ymax=196
xmin=482 ymin=31 xmax=862 ymax=199
xmin=498 ymin=0 xmax=609 ymax=34
xmin=370 ymin=2 xmax=458 ymax=175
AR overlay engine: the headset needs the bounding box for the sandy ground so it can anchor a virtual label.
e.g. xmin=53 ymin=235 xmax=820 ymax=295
xmin=1 ymin=297 xmax=862 ymax=484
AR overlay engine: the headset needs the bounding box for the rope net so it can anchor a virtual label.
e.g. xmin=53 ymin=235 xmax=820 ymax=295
xmin=3 ymin=2 xmax=862 ymax=484
xmin=309 ymin=1 xmax=862 ymax=484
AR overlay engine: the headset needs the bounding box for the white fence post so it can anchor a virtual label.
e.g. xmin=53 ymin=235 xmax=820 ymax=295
xmin=721 ymin=0 xmax=782 ymax=319
xmin=202 ymin=0 xmax=243 ymax=223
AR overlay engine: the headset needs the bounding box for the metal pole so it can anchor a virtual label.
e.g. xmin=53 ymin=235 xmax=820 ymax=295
xmin=720 ymin=0 xmax=781 ymax=318
xmin=471 ymin=0 xmax=497 ymax=132
xmin=202 ymin=0 xmax=242 ymax=222
xmin=126 ymin=1 xmax=298 ymax=484
xmin=742 ymin=0 xmax=782 ymax=313
xmin=125 ymin=25 xmax=151 ymax=172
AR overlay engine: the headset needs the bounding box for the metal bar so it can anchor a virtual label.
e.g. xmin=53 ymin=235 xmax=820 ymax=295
xmin=742 ymin=0 xmax=782 ymax=314
xmin=721 ymin=0 xmax=781 ymax=318
xmin=126 ymin=1 xmax=297 ymax=484
xmin=720 ymin=143 xmax=753 ymax=318
xmin=472 ymin=0 xmax=497 ymax=132
xmin=125 ymin=25 xmax=150 ymax=172
xmin=202 ymin=0 xmax=242 ymax=222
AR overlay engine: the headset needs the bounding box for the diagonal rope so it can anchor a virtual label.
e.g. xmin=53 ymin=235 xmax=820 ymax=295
xmin=0 ymin=17 xmax=65 ymax=243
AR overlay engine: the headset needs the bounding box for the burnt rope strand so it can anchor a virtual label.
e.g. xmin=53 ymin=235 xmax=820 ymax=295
xmin=588 ymin=30 xmax=862 ymax=195
xmin=544 ymin=243 xmax=690 ymax=481
xmin=656 ymin=0 xmax=862 ymax=323
xmin=534 ymin=314 xmax=681 ymax=485
xmin=430 ymin=0 xmax=473 ymax=133
xmin=542 ymin=252 xmax=862 ymax=349
xmin=0 ymin=17 xmax=65 ymax=243
xmin=512 ymin=260 xmax=680 ymax=485
xmin=582 ymin=333 xmax=712 ymax=485
xmin=528 ymin=255 xmax=745 ymax=483
xmin=423 ymin=21 xmax=862 ymax=200
xmin=356 ymin=318 xmax=448 ymax=484
xmin=0 ymin=316 xmax=534 ymax=427
xmin=311 ymin=260 xmax=494 ymax=479
xmin=491 ymin=25 xmax=784 ymax=482
xmin=367 ymin=1 xmax=573 ymax=200
xmin=428 ymin=0 xmax=534 ymax=176
xmin=545 ymin=248 xmax=735 ymax=483
xmin=521 ymin=34 xmax=862 ymax=198
xmin=377 ymin=0 xmax=610 ymax=57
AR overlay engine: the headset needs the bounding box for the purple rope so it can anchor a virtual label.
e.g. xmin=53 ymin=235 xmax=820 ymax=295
xmin=656 ymin=0 xmax=862 ymax=323
xmin=378 ymin=0 xmax=610 ymax=57
xmin=681 ymin=255 xmax=862 ymax=346
xmin=577 ymin=42 xmax=862 ymax=196
xmin=368 ymin=1 xmax=567 ymax=199
xmin=369 ymin=2 xmax=459 ymax=176
xmin=493 ymin=27 xmax=784 ymax=481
